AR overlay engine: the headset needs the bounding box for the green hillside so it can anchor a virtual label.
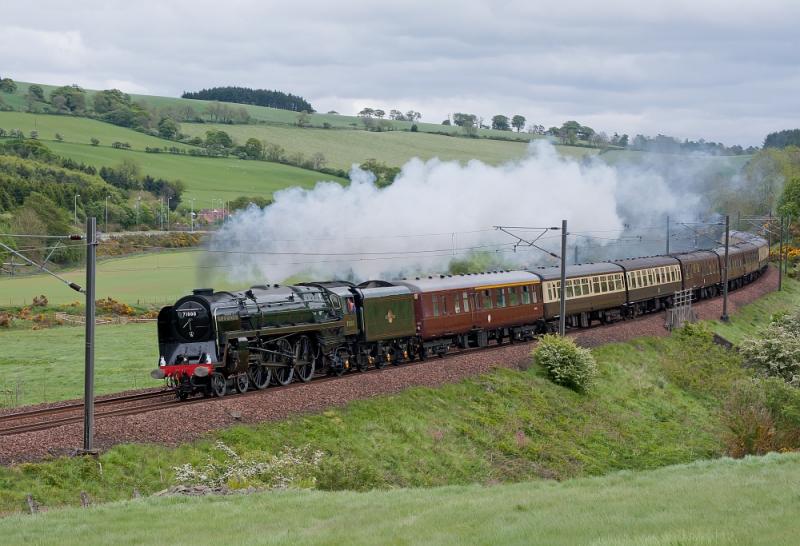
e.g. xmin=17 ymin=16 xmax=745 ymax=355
xmin=2 ymin=453 xmax=797 ymax=545
xmin=9 ymin=80 xmax=541 ymax=140
xmin=181 ymin=122 xmax=595 ymax=170
xmin=0 ymin=111 xmax=193 ymax=151
xmin=43 ymin=141 xmax=345 ymax=203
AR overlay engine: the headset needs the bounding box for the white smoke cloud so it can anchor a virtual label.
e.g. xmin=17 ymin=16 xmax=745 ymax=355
xmin=207 ymin=141 xmax=706 ymax=283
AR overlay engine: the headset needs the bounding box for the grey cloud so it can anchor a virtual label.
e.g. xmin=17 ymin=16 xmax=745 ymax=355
xmin=2 ymin=0 xmax=799 ymax=145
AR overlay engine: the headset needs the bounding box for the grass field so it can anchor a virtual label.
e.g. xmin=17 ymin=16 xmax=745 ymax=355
xmin=0 ymin=323 xmax=156 ymax=406
xmin=181 ymin=122 xmax=595 ymax=170
xmin=1 ymin=453 xmax=798 ymax=545
xmin=43 ymin=141 xmax=346 ymax=203
xmin=0 ymin=250 xmax=239 ymax=306
xmin=0 ymin=111 xmax=193 ymax=151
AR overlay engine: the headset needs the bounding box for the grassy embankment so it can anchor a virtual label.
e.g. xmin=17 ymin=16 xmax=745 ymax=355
xmin=0 ymin=277 xmax=797 ymax=514
xmin=1 ymin=453 xmax=798 ymax=545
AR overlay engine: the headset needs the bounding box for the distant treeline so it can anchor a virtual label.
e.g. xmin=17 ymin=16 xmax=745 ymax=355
xmin=181 ymin=86 xmax=315 ymax=113
xmin=764 ymin=129 xmax=800 ymax=150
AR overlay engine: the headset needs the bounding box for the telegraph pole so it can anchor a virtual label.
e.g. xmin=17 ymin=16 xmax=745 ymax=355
xmin=779 ymin=216 xmax=784 ymax=291
xmin=559 ymin=219 xmax=567 ymax=336
xmin=721 ymin=214 xmax=730 ymax=322
xmin=666 ymin=215 xmax=670 ymax=254
xmin=83 ymin=217 xmax=97 ymax=453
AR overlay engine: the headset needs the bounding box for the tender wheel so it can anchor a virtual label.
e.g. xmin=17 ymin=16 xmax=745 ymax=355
xmin=294 ymin=335 xmax=316 ymax=382
xmin=235 ymin=373 xmax=249 ymax=394
xmin=356 ymin=355 xmax=370 ymax=372
xmin=272 ymin=338 xmax=294 ymax=386
xmin=211 ymin=373 xmax=226 ymax=397
xmin=248 ymin=362 xmax=271 ymax=390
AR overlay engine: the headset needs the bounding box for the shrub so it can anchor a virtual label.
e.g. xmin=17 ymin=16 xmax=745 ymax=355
xmin=722 ymin=377 xmax=800 ymax=457
xmin=174 ymin=441 xmax=324 ymax=490
xmin=740 ymin=311 xmax=800 ymax=386
xmin=532 ymin=334 xmax=597 ymax=392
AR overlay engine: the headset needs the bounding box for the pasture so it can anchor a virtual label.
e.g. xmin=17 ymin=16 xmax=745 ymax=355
xmin=180 ymin=122 xmax=595 ymax=170
xmin=43 ymin=141 xmax=346 ymax=203
xmin=0 ymin=250 xmax=237 ymax=306
xmin=0 ymin=111 xmax=193 ymax=151
xmin=1 ymin=450 xmax=797 ymax=544
xmin=0 ymin=323 xmax=156 ymax=407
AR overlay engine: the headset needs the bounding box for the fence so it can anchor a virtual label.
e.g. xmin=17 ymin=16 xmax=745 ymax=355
xmin=665 ymin=288 xmax=697 ymax=330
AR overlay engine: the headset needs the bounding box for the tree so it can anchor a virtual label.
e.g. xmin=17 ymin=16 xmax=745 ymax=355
xmin=243 ymin=138 xmax=264 ymax=159
xmin=157 ymin=117 xmax=180 ymax=139
xmin=49 ymin=85 xmax=86 ymax=113
xmin=779 ymin=176 xmax=800 ymax=218
xmin=764 ymin=129 xmax=800 ymax=149
xmin=389 ymin=109 xmax=403 ymax=120
xmin=618 ymin=134 xmax=629 ymax=147
xmin=264 ymin=142 xmax=286 ymax=162
xmin=452 ymin=113 xmax=477 ymax=127
xmin=0 ymin=78 xmax=17 ymax=93
xmin=296 ymin=110 xmax=311 ymax=127
xmin=28 ymin=85 xmax=45 ymax=101
xmin=51 ymin=95 xmax=68 ymax=112
xmin=29 ymin=130 xmax=38 ymax=139
xmin=374 ymin=109 xmax=385 ymax=119
xmin=405 ymin=110 xmax=421 ymax=122
xmin=491 ymin=115 xmax=510 ymax=131
xmin=90 ymin=137 xmax=100 ymax=146
xmin=461 ymin=117 xmax=478 ymax=137
xmin=93 ymin=89 xmax=131 ymax=114
xmin=205 ymin=129 xmax=233 ymax=149
xmin=360 ymin=159 xmax=400 ymax=188
xmin=511 ymin=115 xmax=526 ymax=132
xmin=308 ymin=152 xmax=327 ymax=170
xmin=358 ymin=107 xmax=375 ymax=118
xmin=441 ymin=119 xmax=451 ymax=126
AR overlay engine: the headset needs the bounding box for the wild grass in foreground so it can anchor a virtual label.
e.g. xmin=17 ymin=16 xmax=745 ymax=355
xmin=1 ymin=453 xmax=798 ymax=546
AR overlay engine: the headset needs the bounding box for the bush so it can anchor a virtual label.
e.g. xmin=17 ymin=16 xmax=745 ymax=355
xmin=532 ymin=334 xmax=597 ymax=392
xmin=740 ymin=311 xmax=800 ymax=386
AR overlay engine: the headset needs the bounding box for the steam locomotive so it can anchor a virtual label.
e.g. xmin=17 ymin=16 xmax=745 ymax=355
xmin=153 ymin=231 xmax=769 ymax=399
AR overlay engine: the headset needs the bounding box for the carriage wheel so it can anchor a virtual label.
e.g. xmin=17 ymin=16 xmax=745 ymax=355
xmin=248 ymin=361 xmax=271 ymax=390
xmin=356 ymin=355 xmax=370 ymax=372
xmin=294 ymin=335 xmax=316 ymax=383
xmin=210 ymin=373 xmax=226 ymax=397
xmin=235 ymin=373 xmax=249 ymax=394
xmin=272 ymin=338 xmax=294 ymax=386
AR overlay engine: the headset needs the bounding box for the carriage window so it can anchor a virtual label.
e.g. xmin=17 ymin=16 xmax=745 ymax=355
xmin=615 ymin=275 xmax=624 ymax=290
xmin=432 ymin=295 xmax=440 ymax=317
xmin=497 ymin=289 xmax=507 ymax=308
xmin=509 ymin=287 xmax=518 ymax=306
xmin=565 ymin=281 xmax=574 ymax=299
xmin=601 ymin=278 xmax=609 ymax=292
xmin=454 ymin=294 xmax=461 ymax=314
xmin=593 ymin=278 xmax=601 ymax=293
xmin=522 ymin=285 xmax=531 ymax=304
xmin=330 ymin=295 xmax=341 ymax=309
xmin=462 ymin=292 xmax=470 ymax=313
xmin=483 ymin=289 xmax=493 ymax=309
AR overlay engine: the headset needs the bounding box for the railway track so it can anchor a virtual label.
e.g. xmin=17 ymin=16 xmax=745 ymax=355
xmin=0 ymin=390 xmax=174 ymax=436
xmin=0 ymin=338 xmax=528 ymax=438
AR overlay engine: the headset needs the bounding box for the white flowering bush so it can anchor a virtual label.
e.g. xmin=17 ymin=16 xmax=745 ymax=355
xmin=533 ymin=334 xmax=598 ymax=393
xmin=740 ymin=312 xmax=800 ymax=387
xmin=174 ymin=441 xmax=325 ymax=490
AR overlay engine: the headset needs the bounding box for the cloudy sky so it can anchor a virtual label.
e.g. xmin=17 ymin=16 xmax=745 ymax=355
xmin=2 ymin=0 xmax=798 ymax=146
